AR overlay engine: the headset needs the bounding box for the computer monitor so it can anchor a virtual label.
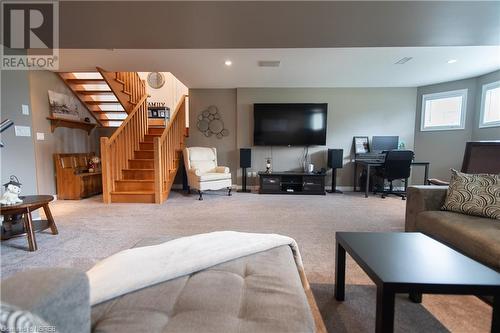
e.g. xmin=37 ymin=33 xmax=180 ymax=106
xmin=371 ymin=136 xmax=399 ymax=153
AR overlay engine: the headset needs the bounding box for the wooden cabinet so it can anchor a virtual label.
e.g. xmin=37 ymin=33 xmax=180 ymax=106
xmin=259 ymin=172 xmax=326 ymax=195
xmin=54 ymin=153 xmax=102 ymax=200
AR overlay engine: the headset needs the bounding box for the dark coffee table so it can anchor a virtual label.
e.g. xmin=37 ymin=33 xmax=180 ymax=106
xmin=334 ymin=232 xmax=500 ymax=333
xmin=1 ymin=195 xmax=58 ymax=251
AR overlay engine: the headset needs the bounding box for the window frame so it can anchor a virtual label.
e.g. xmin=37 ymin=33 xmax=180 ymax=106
xmin=479 ymin=80 xmax=500 ymax=128
xmin=420 ymin=89 xmax=468 ymax=132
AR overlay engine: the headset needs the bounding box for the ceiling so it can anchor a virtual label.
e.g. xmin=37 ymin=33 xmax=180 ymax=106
xmin=58 ymin=46 xmax=500 ymax=88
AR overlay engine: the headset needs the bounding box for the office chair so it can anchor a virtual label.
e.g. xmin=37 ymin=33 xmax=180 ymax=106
xmin=373 ymin=150 xmax=414 ymax=200
xmin=428 ymin=141 xmax=500 ymax=185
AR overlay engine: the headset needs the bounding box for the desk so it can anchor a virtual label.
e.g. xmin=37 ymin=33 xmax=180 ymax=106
xmin=1 ymin=195 xmax=58 ymax=251
xmin=353 ymin=160 xmax=430 ymax=198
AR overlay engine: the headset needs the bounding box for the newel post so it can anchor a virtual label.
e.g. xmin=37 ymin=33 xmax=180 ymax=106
xmin=100 ymin=137 xmax=111 ymax=204
xmin=154 ymin=137 xmax=162 ymax=204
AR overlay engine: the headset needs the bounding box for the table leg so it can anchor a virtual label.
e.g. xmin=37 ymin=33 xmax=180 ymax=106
xmin=353 ymin=163 xmax=358 ymax=192
xmin=492 ymin=295 xmax=499 ymax=333
xmin=376 ymin=286 xmax=395 ymax=333
xmin=334 ymin=241 xmax=346 ymax=301
xmin=23 ymin=210 xmax=37 ymax=251
xmin=365 ymin=165 xmax=370 ymax=198
xmin=424 ymin=164 xmax=429 ymax=185
xmin=409 ymin=291 xmax=422 ymax=303
xmin=42 ymin=204 xmax=58 ymax=235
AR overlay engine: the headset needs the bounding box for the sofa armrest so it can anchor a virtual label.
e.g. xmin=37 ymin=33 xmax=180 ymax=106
xmin=428 ymin=178 xmax=450 ymax=186
xmin=1 ymin=268 xmax=90 ymax=333
xmin=405 ymin=185 xmax=448 ymax=232
xmin=214 ymin=166 xmax=230 ymax=174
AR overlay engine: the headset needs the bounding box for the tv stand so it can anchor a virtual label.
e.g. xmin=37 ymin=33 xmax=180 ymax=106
xmin=258 ymin=171 xmax=326 ymax=195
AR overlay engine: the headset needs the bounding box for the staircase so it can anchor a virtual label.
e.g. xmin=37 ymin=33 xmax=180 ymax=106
xmin=60 ymin=68 xmax=188 ymax=203
xmin=58 ymin=71 xmax=130 ymax=127
xmin=109 ymin=127 xmax=162 ymax=203
xmin=97 ymin=70 xmax=188 ymax=204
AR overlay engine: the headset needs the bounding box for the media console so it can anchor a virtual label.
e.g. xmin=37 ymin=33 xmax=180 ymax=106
xmin=258 ymin=172 xmax=326 ymax=195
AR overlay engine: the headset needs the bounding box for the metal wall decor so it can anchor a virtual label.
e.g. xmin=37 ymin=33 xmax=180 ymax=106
xmin=196 ymin=105 xmax=229 ymax=139
xmin=147 ymin=72 xmax=166 ymax=89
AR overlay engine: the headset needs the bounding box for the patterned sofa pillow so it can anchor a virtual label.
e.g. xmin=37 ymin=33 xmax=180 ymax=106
xmin=0 ymin=303 xmax=55 ymax=332
xmin=441 ymin=169 xmax=500 ymax=220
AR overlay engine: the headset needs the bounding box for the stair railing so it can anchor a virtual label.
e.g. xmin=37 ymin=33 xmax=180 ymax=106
xmin=153 ymin=95 xmax=188 ymax=203
xmin=100 ymin=72 xmax=148 ymax=203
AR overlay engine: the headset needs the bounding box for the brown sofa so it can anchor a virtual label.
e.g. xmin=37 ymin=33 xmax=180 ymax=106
xmin=406 ymin=185 xmax=500 ymax=271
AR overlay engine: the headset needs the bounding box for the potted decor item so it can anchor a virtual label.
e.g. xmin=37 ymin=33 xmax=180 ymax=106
xmin=265 ymin=158 xmax=272 ymax=173
xmin=88 ymin=156 xmax=101 ymax=173
xmin=0 ymin=175 xmax=23 ymax=205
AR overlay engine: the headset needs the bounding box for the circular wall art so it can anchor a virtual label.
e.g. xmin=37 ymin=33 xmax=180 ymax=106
xmin=197 ymin=106 xmax=229 ymax=139
xmin=147 ymin=72 xmax=166 ymax=89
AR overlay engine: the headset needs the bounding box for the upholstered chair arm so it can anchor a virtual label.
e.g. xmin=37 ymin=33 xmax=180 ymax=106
xmin=188 ymin=168 xmax=202 ymax=176
xmin=214 ymin=166 xmax=230 ymax=174
xmin=405 ymin=186 xmax=448 ymax=232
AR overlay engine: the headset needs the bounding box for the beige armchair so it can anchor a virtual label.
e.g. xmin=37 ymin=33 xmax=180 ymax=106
xmin=183 ymin=147 xmax=232 ymax=200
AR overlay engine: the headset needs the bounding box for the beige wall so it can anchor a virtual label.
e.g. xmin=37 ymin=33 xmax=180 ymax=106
xmin=138 ymin=72 xmax=188 ymax=112
xmin=413 ymin=78 xmax=477 ymax=183
xmin=186 ymin=87 xmax=417 ymax=188
xmin=236 ymin=88 xmax=417 ymax=187
xmin=413 ymin=70 xmax=500 ymax=183
xmin=29 ymin=71 xmax=100 ymax=195
xmin=473 ymin=70 xmax=500 ymax=141
xmin=187 ymin=89 xmax=237 ymax=183
xmin=1 ymin=70 xmax=39 ymax=198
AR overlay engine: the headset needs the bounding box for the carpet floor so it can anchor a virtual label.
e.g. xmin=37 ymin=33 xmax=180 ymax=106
xmin=1 ymin=190 xmax=492 ymax=332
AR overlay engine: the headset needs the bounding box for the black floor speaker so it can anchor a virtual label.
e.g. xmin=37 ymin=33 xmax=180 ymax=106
xmin=238 ymin=148 xmax=251 ymax=193
xmin=327 ymin=149 xmax=343 ymax=194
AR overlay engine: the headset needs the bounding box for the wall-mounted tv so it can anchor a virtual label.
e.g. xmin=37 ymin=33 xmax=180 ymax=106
xmin=253 ymin=103 xmax=328 ymax=146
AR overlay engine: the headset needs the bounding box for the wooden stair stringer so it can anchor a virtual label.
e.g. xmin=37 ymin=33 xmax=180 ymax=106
xmin=97 ymin=67 xmax=136 ymax=113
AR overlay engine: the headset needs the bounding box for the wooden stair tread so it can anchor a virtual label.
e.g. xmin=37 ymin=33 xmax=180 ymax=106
xmin=122 ymin=168 xmax=154 ymax=171
xmin=92 ymin=110 xmax=127 ymax=113
xmin=116 ymin=179 xmax=154 ymax=183
xmin=76 ymin=90 xmax=113 ymax=95
xmin=86 ymin=100 xmax=123 ymax=104
xmin=111 ymin=190 xmax=154 ymax=194
xmin=66 ymin=79 xmax=106 ymax=84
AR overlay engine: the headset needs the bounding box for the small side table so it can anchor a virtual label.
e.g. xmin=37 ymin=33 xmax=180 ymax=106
xmin=1 ymin=195 xmax=58 ymax=251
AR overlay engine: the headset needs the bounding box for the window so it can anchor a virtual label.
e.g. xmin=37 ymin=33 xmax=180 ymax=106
xmin=421 ymin=89 xmax=467 ymax=131
xmin=479 ymin=81 xmax=500 ymax=128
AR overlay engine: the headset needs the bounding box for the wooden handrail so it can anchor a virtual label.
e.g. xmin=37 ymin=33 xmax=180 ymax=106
xmin=159 ymin=94 xmax=188 ymax=141
xmin=153 ymin=95 xmax=188 ymax=203
xmin=100 ymin=70 xmax=149 ymax=204
xmin=108 ymin=94 xmax=147 ymax=144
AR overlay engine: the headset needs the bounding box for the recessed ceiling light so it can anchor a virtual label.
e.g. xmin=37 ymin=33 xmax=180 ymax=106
xmin=258 ymin=60 xmax=281 ymax=67
xmin=447 ymin=59 xmax=458 ymax=64
xmin=224 ymin=60 xmax=232 ymax=66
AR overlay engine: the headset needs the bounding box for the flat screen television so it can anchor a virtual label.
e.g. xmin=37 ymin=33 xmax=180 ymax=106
xmin=253 ymin=103 xmax=327 ymax=146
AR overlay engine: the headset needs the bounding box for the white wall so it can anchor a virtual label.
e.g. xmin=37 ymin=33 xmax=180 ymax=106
xmin=138 ymin=72 xmax=188 ymax=111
